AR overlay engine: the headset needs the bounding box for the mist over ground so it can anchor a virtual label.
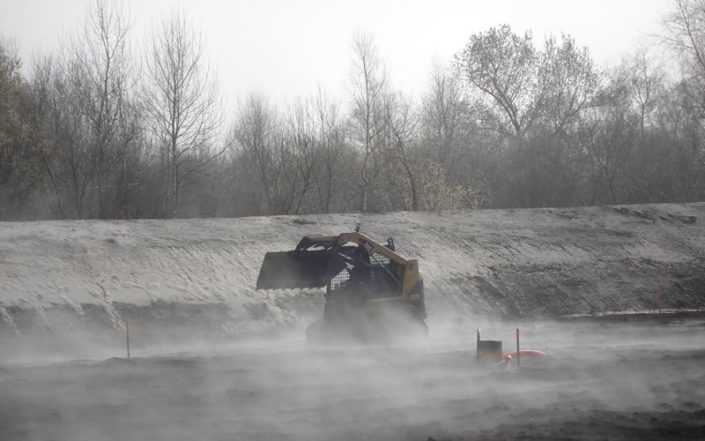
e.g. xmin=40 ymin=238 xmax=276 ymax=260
xmin=1 ymin=317 xmax=704 ymax=440
xmin=1 ymin=203 xmax=705 ymax=440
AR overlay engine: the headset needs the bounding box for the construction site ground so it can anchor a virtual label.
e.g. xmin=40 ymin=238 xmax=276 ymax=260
xmin=1 ymin=203 xmax=705 ymax=440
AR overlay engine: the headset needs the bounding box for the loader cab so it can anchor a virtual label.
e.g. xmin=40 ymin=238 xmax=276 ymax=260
xmin=367 ymin=252 xmax=401 ymax=298
xmin=326 ymin=247 xmax=400 ymax=301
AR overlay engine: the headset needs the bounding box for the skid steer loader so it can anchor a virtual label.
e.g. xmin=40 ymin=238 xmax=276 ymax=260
xmin=256 ymin=231 xmax=427 ymax=343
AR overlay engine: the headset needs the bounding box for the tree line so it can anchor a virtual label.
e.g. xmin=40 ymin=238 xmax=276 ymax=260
xmin=1 ymin=0 xmax=704 ymax=220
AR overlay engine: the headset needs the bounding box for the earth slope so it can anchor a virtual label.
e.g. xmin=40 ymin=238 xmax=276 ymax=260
xmin=1 ymin=203 xmax=704 ymax=356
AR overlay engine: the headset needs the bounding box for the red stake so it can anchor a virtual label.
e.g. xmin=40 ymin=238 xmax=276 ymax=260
xmin=516 ymin=328 xmax=520 ymax=369
xmin=126 ymin=318 xmax=130 ymax=359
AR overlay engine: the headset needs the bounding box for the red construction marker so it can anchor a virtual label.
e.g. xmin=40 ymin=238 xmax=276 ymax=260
xmin=516 ymin=328 xmax=520 ymax=369
xmin=126 ymin=318 xmax=130 ymax=359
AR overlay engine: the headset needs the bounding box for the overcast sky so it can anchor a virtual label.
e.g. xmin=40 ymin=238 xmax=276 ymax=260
xmin=1 ymin=0 xmax=674 ymax=107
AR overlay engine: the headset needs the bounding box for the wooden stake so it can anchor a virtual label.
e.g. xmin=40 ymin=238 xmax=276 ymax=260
xmin=516 ymin=328 xmax=520 ymax=369
xmin=657 ymin=291 xmax=662 ymax=315
xmin=126 ymin=318 xmax=130 ymax=359
xmin=476 ymin=328 xmax=480 ymax=364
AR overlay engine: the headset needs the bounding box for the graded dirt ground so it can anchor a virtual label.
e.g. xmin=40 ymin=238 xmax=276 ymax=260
xmin=1 ymin=316 xmax=704 ymax=441
xmin=1 ymin=203 xmax=704 ymax=440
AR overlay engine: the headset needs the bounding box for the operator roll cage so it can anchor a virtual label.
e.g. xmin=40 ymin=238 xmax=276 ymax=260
xmin=294 ymin=232 xmax=404 ymax=289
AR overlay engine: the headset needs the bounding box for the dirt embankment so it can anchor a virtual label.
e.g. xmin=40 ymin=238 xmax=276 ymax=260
xmin=1 ymin=203 xmax=704 ymax=352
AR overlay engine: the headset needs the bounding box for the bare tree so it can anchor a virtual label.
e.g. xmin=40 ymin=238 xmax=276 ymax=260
xmin=666 ymin=0 xmax=705 ymax=73
xmin=232 ymin=94 xmax=277 ymax=215
xmin=36 ymin=1 xmax=138 ymax=219
xmin=29 ymin=55 xmax=74 ymax=218
xmin=420 ymin=62 xmax=487 ymax=194
xmin=385 ymin=92 xmax=421 ymax=210
xmin=456 ymin=26 xmax=602 ymax=207
xmin=583 ymin=75 xmax=639 ymax=204
xmin=532 ymin=34 xmax=600 ymax=206
xmin=284 ymin=99 xmax=319 ymax=214
xmin=312 ymin=88 xmax=347 ymax=213
xmin=77 ymin=0 xmax=137 ymax=218
xmin=665 ymin=0 xmax=705 ymax=112
xmin=421 ymin=63 xmax=465 ymax=167
xmin=536 ymin=34 xmax=600 ymax=134
xmin=625 ymin=49 xmax=666 ymax=136
xmin=348 ymin=31 xmax=387 ymax=212
xmin=455 ymin=25 xmax=539 ymax=138
xmin=143 ymin=10 xmax=221 ymax=217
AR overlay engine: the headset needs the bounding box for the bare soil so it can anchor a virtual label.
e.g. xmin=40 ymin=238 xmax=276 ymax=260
xmin=2 ymin=203 xmax=705 ymax=439
xmin=1 ymin=315 xmax=703 ymax=441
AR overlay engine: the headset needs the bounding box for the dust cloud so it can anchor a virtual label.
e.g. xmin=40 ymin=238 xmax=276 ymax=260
xmin=1 ymin=313 xmax=704 ymax=441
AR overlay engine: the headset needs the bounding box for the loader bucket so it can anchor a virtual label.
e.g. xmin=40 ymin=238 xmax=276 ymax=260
xmin=256 ymin=250 xmax=347 ymax=290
